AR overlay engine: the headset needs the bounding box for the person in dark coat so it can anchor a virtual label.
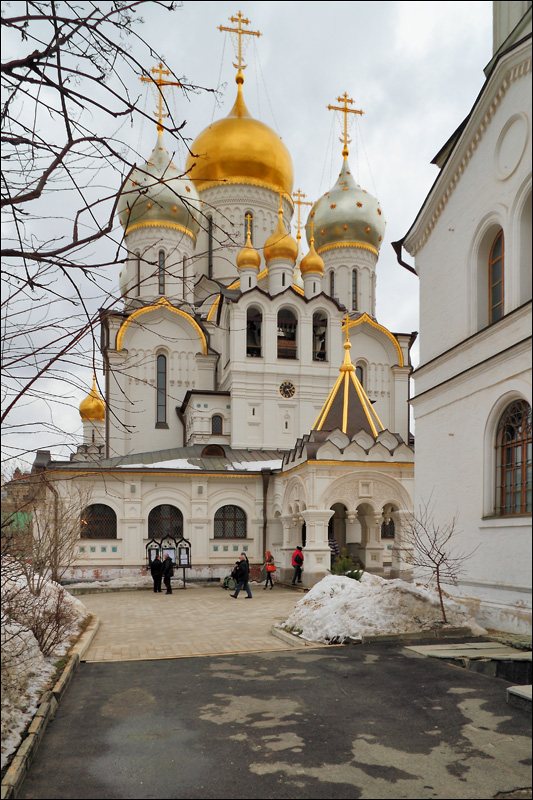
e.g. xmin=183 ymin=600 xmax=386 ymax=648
xmin=162 ymin=553 xmax=174 ymax=594
xmin=150 ymin=554 xmax=163 ymax=593
xmin=230 ymin=552 xmax=252 ymax=599
xmin=291 ymin=545 xmax=304 ymax=585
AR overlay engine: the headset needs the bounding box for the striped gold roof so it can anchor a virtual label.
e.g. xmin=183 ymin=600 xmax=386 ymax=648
xmin=313 ymin=325 xmax=384 ymax=438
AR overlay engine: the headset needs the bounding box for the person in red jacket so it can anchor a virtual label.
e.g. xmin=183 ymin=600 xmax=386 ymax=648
xmin=291 ymin=546 xmax=304 ymax=585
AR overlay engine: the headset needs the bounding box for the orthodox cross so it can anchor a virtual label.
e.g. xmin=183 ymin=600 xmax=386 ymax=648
xmin=218 ymin=11 xmax=261 ymax=72
xmin=293 ymin=188 xmax=313 ymax=247
xmin=342 ymin=312 xmax=351 ymax=343
xmin=140 ymin=62 xmax=183 ymax=133
xmin=245 ymin=212 xmax=253 ymax=242
xmin=327 ymin=92 xmax=364 ymax=159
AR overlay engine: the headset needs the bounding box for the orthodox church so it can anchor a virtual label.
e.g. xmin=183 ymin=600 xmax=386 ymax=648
xmin=34 ymin=13 xmax=415 ymax=585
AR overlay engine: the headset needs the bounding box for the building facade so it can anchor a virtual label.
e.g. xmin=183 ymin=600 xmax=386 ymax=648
xmin=398 ymin=1 xmax=532 ymax=633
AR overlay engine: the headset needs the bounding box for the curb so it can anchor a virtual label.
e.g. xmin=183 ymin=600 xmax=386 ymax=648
xmin=360 ymin=626 xmax=474 ymax=644
xmin=1 ymin=614 xmax=100 ymax=800
xmin=271 ymin=626 xmax=321 ymax=647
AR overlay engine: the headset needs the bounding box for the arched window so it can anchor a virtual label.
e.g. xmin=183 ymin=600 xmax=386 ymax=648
xmin=80 ymin=504 xmax=117 ymax=539
xmin=352 ymin=270 xmax=358 ymax=311
xmin=158 ymin=249 xmax=166 ymax=295
xmin=148 ymin=504 xmax=183 ymax=539
xmin=202 ymin=444 xmax=226 ymax=457
xmin=244 ymin=211 xmax=254 ymax=244
xmin=495 ymin=400 xmax=532 ymax=515
xmin=277 ymin=308 xmax=298 ymax=359
xmin=214 ymin=505 xmax=247 ymax=539
xmin=156 ymin=354 xmax=167 ymax=425
xmin=212 ymin=414 xmax=223 ymax=435
xmin=329 ymin=270 xmax=335 ymax=298
xmin=489 ymin=230 xmax=504 ymax=324
xmin=356 ymin=364 xmax=365 ymax=387
xmin=207 ymin=215 xmax=213 ymax=279
xmin=312 ymin=312 xmax=327 ymax=361
xmin=246 ymin=307 xmax=262 ymax=357
xmin=136 ymin=252 xmax=141 ymax=297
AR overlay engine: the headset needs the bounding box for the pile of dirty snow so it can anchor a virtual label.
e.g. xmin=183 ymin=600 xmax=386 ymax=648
xmin=281 ymin=574 xmax=486 ymax=643
xmin=1 ymin=565 xmax=88 ymax=763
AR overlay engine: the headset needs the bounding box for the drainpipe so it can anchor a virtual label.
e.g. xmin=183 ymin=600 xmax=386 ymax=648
xmin=261 ymin=469 xmax=271 ymax=558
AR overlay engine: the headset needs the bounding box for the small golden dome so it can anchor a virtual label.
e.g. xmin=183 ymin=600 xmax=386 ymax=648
xmin=264 ymin=207 xmax=298 ymax=264
xmin=236 ymin=228 xmax=261 ymax=271
xmin=79 ymin=376 xmax=105 ymax=422
xmin=300 ymin=234 xmax=324 ymax=276
xmin=185 ymin=77 xmax=293 ymax=196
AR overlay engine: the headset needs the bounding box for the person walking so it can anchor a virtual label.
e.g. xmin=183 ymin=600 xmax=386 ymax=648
xmin=328 ymin=537 xmax=340 ymax=570
xmin=150 ymin=554 xmax=163 ymax=593
xmin=263 ymin=550 xmax=276 ymax=590
xmin=162 ymin=553 xmax=174 ymax=594
xmin=291 ymin=545 xmax=304 ymax=585
xmin=230 ymin=552 xmax=253 ymax=599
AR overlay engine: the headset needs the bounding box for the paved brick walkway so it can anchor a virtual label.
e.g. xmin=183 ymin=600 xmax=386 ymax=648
xmin=80 ymin=584 xmax=309 ymax=662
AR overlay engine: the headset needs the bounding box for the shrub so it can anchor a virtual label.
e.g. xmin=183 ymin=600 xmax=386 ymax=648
xmin=331 ymin=548 xmax=365 ymax=581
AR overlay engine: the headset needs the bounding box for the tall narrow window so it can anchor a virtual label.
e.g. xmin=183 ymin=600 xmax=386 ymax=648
xmin=356 ymin=364 xmax=365 ymax=387
xmin=489 ymin=230 xmax=504 ymax=323
xmin=212 ymin=414 xmax=223 ymax=435
xmin=352 ymin=269 xmax=358 ymax=311
xmin=329 ymin=270 xmax=335 ymax=298
xmin=207 ymin=215 xmax=213 ymax=279
xmin=156 ymin=354 xmax=167 ymax=425
xmin=246 ymin=307 xmax=262 ymax=357
xmin=158 ymin=250 xmax=165 ymax=295
xmin=495 ymin=400 xmax=532 ymax=515
xmin=136 ymin=252 xmax=141 ymax=297
xmin=312 ymin=312 xmax=327 ymax=361
xmin=244 ymin=211 xmax=253 ymax=244
xmin=277 ymin=308 xmax=298 ymax=359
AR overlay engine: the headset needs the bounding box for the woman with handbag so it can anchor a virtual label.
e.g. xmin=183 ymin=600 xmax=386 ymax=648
xmin=263 ymin=550 xmax=276 ymax=590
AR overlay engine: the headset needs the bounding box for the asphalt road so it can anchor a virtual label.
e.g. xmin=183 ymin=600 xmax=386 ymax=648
xmin=19 ymin=644 xmax=532 ymax=800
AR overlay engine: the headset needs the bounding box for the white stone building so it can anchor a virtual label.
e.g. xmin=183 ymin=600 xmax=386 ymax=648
xmin=32 ymin=17 xmax=415 ymax=587
xmin=397 ymin=1 xmax=532 ymax=633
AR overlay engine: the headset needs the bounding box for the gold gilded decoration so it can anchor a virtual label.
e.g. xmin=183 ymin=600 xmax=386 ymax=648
xmin=347 ymin=312 xmax=404 ymax=367
xmin=357 ymin=202 xmax=363 ymax=207
xmin=317 ymin=240 xmax=378 ymax=256
xmin=79 ymin=374 xmax=105 ymax=422
xmin=264 ymin=195 xmax=298 ymax=264
xmin=300 ymin=219 xmax=324 ymax=276
xmin=377 ymin=208 xmax=382 ymax=215
xmin=236 ymin=213 xmax=261 ymax=271
xmin=327 ymin=92 xmax=364 ymax=159
xmin=217 ymin=11 xmax=261 ymax=77
xmin=293 ymin=188 xmax=313 ymax=247
xmin=140 ymin=62 xmax=183 ymax=134
xmin=125 ymin=220 xmax=196 ymax=240
xmin=279 ymin=381 xmax=296 ymax=398
xmin=206 ymin=271 xmax=302 ymax=321
xmin=116 ymin=297 xmax=207 ymax=354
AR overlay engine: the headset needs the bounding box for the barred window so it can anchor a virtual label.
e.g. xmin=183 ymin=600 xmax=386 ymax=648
xmin=148 ymin=505 xmax=183 ymax=539
xmin=495 ymin=401 xmax=532 ymax=515
xmin=212 ymin=414 xmax=223 ymax=435
xmin=381 ymin=518 xmax=395 ymax=539
xmin=80 ymin=504 xmax=117 ymax=539
xmin=214 ymin=505 xmax=247 ymax=539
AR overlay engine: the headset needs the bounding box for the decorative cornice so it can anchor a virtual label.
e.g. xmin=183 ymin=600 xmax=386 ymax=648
xmin=116 ymin=297 xmax=208 ymax=353
xmin=125 ymin=220 xmax=196 ymax=240
xmin=206 ymin=271 xmax=303 ymax=321
xmin=317 ymin=240 xmax=379 ymax=256
xmin=407 ymin=49 xmax=531 ymax=256
xmin=197 ymin=177 xmax=295 ymax=208
xmin=282 ymin=459 xmax=414 ymax=475
xmin=348 ymin=313 xmax=404 ymax=367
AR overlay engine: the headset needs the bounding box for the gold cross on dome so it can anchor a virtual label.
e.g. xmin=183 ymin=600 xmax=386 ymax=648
xmin=218 ymin=11 xmax=261 ymax=73
xmin=293 ymin=188 xmax=313 ymax=244
xmin=342 ymin=312 xmax=351 ymax=343
xmin=327 ymin=92 xmax=364 ymax=159
xmin=140 ymin=62 xmax=183 ymax=133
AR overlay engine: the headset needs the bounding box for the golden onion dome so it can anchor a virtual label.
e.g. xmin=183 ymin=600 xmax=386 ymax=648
xmin=79 ymin=376 xmax=105 ymax=422
xmin=185 ymin=72 xmax=293 ymax=196
xmin=264 ymin=206 xmax=298 ymax=264
xmin=117 ymin=133 xmax=201 ymax=238
xmin=236 ymin=227 xmax=261 ymax=271
xmin=300 ymin=231 xmax=324 ymax=276
xmin=306 ymin=159 xmax=385 ymax=255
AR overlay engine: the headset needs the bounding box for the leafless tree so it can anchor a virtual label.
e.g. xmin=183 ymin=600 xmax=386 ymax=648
xmin=402 ymin=501 xmax=477 ymax=624
xmin=1 ymin=1 xmax=216 ymax=470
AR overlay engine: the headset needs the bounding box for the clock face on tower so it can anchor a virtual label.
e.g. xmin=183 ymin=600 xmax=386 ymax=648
xmin=279 ymin=381 xmax=296 ymax=399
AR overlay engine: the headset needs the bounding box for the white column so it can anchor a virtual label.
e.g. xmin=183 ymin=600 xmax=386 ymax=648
xmin=300 ymin=509 xmax=334 ymax=586
xmin=303 ymin=271 xmax=323 ymax=299
xmin=239 ymin=268 xmax=258 ymax=292
xmin=360 ymin=512 xmax=385 ymax=574
xmin=390 ymin=509 xmax=414 ymax=580
xmin=268 ymin=260 xmax=294 ymax=295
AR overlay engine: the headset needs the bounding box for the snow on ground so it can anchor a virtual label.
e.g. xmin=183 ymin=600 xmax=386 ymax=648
xmin=1 ymin=567 xmax=89 ymax=763
xmin=281 ymin=573 xmax=486 ymax=643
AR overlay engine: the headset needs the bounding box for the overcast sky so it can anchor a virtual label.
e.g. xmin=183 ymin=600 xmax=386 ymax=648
xmin=2 ymin=0 xmax=494 ymax=468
